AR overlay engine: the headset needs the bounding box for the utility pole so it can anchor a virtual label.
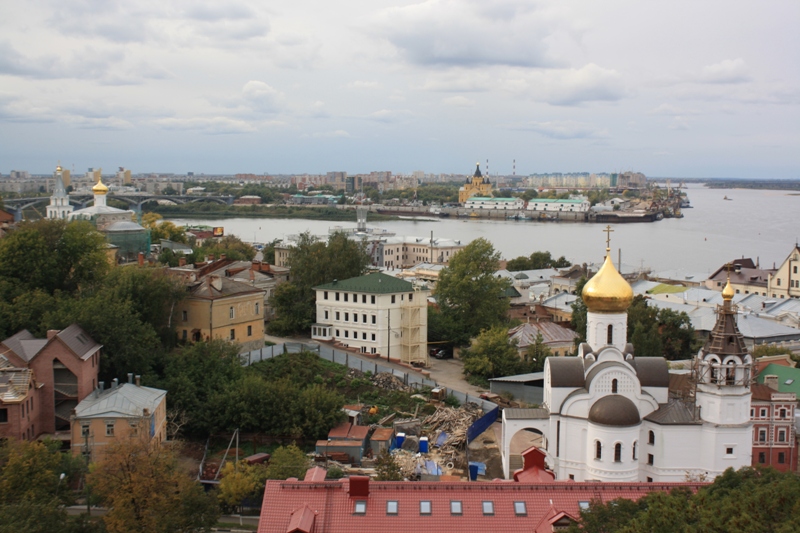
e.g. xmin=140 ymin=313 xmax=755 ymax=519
xmin=387 ymin=310 xmax=391 ymax=362
xmin=84 ymin=430 xmax=91 ymax=516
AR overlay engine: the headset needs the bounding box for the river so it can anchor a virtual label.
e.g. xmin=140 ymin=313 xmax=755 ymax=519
xmin=168 ymin=184 xmax=799 ymax=274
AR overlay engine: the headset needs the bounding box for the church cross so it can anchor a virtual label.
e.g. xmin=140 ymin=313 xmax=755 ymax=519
xmin=604 ymin=225 xmax=614 ymax=250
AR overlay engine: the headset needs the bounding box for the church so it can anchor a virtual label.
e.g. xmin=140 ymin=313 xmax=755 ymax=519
xmin=458 ymin=163 xmax=493 ymax=204
xmin=502 ymin=239 xmax=753 ymax=482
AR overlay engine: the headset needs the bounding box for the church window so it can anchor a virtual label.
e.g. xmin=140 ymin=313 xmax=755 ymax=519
xmin=725 ymin=447 xmax=734 ymax=455
xmin=648 ymin=431 xmax=655 ymax=445
xmin=607 ymin=324 xmax=613 ymax=345
xmin=632 ymin=441 xmax=638 ymax=461
xmin=647 ymin=454 xmax=654 ymax=466
xmin=611 ymin=379 xmax=618 ymax=394
xmin=614 ymin=443 xmax=622 ymax=463
xmin=595 ymin=441 xmax=602 ymax=460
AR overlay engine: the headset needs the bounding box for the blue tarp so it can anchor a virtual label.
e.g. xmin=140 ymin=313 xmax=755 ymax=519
xmin=466 ymin=407 xmax=499 ymax=443
xmin=468 ymin=461 xmax=486 ymax=475
xmin=425 ymin=460 xmax=442 ymax=475
xmin=435 ymin=432 xmax=448 ymax=447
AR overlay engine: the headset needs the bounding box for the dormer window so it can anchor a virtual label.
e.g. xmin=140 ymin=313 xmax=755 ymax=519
xmin=354 ymin=501 xmax=367 ymax=514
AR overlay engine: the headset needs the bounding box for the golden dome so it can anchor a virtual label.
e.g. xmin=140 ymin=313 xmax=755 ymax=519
xmin=722 ymin=278 xmax=735 ymax=300
xmin=92 ymin=178 xmax=109 ymax=195
xmin=56 ymin=165 xmax=62 ymax=172
xmin=582 ymin=252 xmax=634 ymax=313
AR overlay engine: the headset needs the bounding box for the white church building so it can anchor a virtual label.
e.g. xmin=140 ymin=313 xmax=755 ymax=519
xmin=502 ymin=245 xmax=753 ymax=482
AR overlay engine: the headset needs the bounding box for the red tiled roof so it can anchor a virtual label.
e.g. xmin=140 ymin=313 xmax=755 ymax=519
xmin=303 ymin=467 xmax=327 ymax=482
xmin=257 ymin=476 xmax=706 ymax=533
xmin=286 ymin=505 xmax=315 ymax=533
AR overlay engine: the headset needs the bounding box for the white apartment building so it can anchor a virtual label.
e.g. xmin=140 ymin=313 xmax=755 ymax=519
xmin=311 ymin=272 xmax=429 ymax=365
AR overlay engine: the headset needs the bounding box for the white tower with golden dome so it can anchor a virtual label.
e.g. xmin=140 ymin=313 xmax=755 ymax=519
xmin=92 ymin=176 xmax=109 ymax=208
xmin=581 ymin=229 xmax=633 ymax=352
xmin=47 ymin=164 xmax=74 ymax=220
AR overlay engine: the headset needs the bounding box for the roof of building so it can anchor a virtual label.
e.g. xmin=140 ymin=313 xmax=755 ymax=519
xmin=508 ymin=322 xmax=579 ymax=349
xmin=707 ymin=261 xmax=774 ymax=288
xmin=257 ymin=475 xmax=706 ymax=533
xmin=528 ymin=198 xmax=587 ymax=204
xmin=644 ymin=400 xmax=700 ymax=425
xmin=74 ymin=383 xmax=166 ymax=419
xmin=588 ymin=395 xmax=641 ymax=426
xmin=0 ymin=358 xmax=33 ymax=403
xmin=540 ymin=292 xmax=578 ymax=312
xmin=750 ymin=383 xmax=794 ymax=402
xmin=582 ymin=253 xmax=634 ymax=314
xmin=504 ymin=408 xmax=549 ymax=420
xmin=755 ymin=364 xmax=800 ymax=396
xmin=315 ymin=272 xmax=414 ymax=294
xmin=465 ymin=197 xmax=521 ymax=202
xmin=0 ymin=324 xmax=101 ymax=363
xmin=104 ymin=220 xmax=146 ymax=232
xmin=629 ymin=358 xmax=670 ymax=387
xmin=370 ymin=428 xmax=394 ymax=441
xmin=547 ymin=357 xmax=586 ymax=387
xmin=187 ymin=275 xmax=265 ymax=300
xmin=489 ymin=372 xmax=544 ymax=384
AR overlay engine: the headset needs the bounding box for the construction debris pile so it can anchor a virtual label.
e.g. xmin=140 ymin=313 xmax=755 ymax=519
xmin=423 ymin=403 xmax=483 ymax=457
xmin=370 ymin=372 xmax=411 ymax=392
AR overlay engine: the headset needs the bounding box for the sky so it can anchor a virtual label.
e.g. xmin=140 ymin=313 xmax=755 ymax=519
xmin=1 ymin=0 xmax=798 ymax=177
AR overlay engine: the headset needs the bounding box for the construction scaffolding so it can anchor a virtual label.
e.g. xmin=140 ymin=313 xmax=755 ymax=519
xmin=400 ymin=286 xmax=428 ymax=366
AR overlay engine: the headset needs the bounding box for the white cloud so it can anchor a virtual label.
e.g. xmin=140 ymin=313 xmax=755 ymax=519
xmin=311 ymin=130 xmax=351 ymax=138
xmin=241 ymin=81 xmax=284 ymax=113
xmin=700 ymin=58 xmax=751 ymax=84
xmin=347 ymin=81 xmax=381 ymax=89
xmin=155 ymin=117 xmax=258 ymax=134
xmin=442 ymin=96 xmax=475 ymax=107
xmin=514 ymin=120 xmax=609 ymax=140
xmin=366 ymin=109 xmax=414 ymax=123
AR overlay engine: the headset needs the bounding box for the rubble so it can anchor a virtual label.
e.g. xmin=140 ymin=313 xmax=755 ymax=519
xmin=370 ymin=372 xmax=411 ymax=392
xmin=423 ymin=403 xmax=483 ymax=454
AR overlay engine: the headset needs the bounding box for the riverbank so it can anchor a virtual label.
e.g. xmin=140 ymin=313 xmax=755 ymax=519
xmin=146 ymin=204 xmax=398 ymax=221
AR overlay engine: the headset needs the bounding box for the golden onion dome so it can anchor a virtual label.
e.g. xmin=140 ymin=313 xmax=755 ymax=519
xmin=582 ymin=252 xmax=634 ymax=313
xmin=56 ymin=165 xmax=62 ymax=172
xmin=722 ymin=278 xmax=735 ymax=300
xmin=92 ymin=178 xmax=109 ymax=195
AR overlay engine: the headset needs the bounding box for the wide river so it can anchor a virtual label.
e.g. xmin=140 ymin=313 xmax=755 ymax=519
xmin=169 ymin=184 xmax=798 ymax=274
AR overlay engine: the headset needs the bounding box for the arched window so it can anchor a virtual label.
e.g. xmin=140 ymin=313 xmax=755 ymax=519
xmin=726 ymin=361 xmax=736 ymax=385
xmin=611 ymin=379 xmax=618 ymax=394
xmin=614 ymin=443 xmax=622 ymax=463
xmin=648 ymin=431 xmax=655 ymax=445
xmin=632 ymin=441 xmax=638 ymax=461
xmin=607 ymin=324 xmax=613 ymax=345
xmin=595 ymin=441 xmax=602 ymax=460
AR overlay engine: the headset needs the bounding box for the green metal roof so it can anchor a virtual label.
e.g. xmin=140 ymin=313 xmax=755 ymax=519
xmin=755 ymin=363 xmax=800 ymax=395
xmin=314 ymin=272 xmax=414 ymax=294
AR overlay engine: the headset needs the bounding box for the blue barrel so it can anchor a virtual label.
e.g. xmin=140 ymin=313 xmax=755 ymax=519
xmin=419 ymin=437 xmax=429 ymax=453
xmin=468 ymin=463 xmax=479 ymax=481
xmin=396 ymin=433 xmax=406 ymax=448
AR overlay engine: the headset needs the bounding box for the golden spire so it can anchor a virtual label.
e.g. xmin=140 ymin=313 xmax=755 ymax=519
xmin=722 ymin=265 xmax=735 ymax=300
xmin=92 ymin=177 xmax=109 ymax=195
xmin=582 ymin=226 xmax=633 ymax=313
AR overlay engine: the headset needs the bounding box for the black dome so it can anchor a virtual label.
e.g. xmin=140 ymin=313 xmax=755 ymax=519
xmin=588 ymin=395 xmax=640 ymax=427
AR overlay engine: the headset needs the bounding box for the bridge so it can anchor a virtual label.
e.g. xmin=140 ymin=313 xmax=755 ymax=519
xmin=2 ymin=193 xmax=235 ymax=221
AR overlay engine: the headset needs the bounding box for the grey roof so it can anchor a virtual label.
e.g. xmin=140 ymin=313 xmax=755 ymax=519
xmin=629 ymin=358 xmax=670 ymax=387
xmin=56 ymin=324 xmax=102 ymax=361
xmin=315 ymin=272 xmax=413 ymax=294
xmin=75 ymin=383 xmax=166 ymax=419
xmin=0 ymin=329 xmax=36 ymax=362
xmin=105 ymin=220 xmax=146 ymax=232
xmin=540 ymin=292 xmax=578 ymax=311
xmin=644 ymin=400 xmax=701 ymax=425
xmin=504 ymin=408 xmax=549 ymax=420
xmin=630 ymin=280 xmax=662 ymax=295
xmin=548 ymin=357 xmax=586 ymax=387
xmin=188 ymin=276 xmax=265 ymax=300
xmin=490 ymin=372 xmax=544 ymax=383
xmin=650 ymin=269 xmax=710 ymax=283
xmin=735 ymin=314 xmax=800 ymax=340
xmin=588 ymin=395 xmax=640 ymax=426
xmin=508 ymin=322 xmax=579 ymax=348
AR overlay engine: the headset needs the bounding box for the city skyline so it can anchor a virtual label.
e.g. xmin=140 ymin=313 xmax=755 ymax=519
xmin=1 ymin=0 xmax=798 ymax=178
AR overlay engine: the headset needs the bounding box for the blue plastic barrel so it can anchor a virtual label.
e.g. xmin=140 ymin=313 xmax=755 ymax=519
xmin=468 ymin=463 xmax=479 ymax=480
xmin=396 ymin=433 xmax=406 ymax=448
xmin=419 ymin=437 xmax=429 ymax=453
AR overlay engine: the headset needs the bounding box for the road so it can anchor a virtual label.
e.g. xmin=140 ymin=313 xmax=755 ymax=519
xmin=264 ymin=334 xmax=485 ymax=395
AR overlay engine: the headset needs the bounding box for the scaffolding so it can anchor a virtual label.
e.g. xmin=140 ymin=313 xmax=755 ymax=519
xmin=400 ymin=286 xmax=428 ymax=366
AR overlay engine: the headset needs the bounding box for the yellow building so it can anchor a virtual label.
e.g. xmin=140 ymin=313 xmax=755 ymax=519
xmin=768 ymin=245 xmax=800 ymax=299
xmin=175 ymin=274 xmax=266 ymax=352
xmin=458 ymin=163 xmax=493 ymax=204
xmin=71 ymin=379 xmax=167 ymax=462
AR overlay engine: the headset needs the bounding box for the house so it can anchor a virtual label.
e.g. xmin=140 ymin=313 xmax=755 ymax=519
xmin=0 ymin=325 xmax=101 ymax=437
xmin=0 ymin=357 xmax=39 ymax=441
xmin=508 ymin=321 xmax=579 ymax=358
xmin=70 ymin=376 xmax=167 ymax=462
xmin=767 ymin=245 xmax=800 ymax=299
xmin=500 ymin=253 xmax=753 ymax=482
xmin=172 ymin=270 xmax=266 ymax=352
xmin=704 ymin=258 xmax=774 ymax=297
xmin=311 ymin=272 xmax=429 ymax=366
xmin=256 ymin=469 xmax=705 ymax=533
xmin=206 ymin=260 xmax=289 ymax=321
xmin=538 ymin=292 xmax=578 ymax=324
xmin=750 ymin=382 xmax=797 ymax=472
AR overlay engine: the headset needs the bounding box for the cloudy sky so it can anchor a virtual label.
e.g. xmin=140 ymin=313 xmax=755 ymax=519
xmin=1 ymin=0 xmax=798 ymax=177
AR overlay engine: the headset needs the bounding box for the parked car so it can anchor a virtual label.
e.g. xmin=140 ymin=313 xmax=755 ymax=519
xmin=429 ymin=348 xmax=452 ymax=360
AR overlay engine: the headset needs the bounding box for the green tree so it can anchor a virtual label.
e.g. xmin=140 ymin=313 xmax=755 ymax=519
xmin=217 ymin=460 xmax=268 ymax=512
xmin=524 ymin=332 xmax=553 ymax=372
xmin=374 ymin=450 xmax=403 ymax=481
xmin=570 ymin=277 xmax=589 ymax=345
xmin=142 ymin=213 xmax=187 ymax=244
xmin=160 ymin=340 xmax=245 ymax=437
xmin=630 ymin=321 xmax=662 ymax=358
xmin=264 ymin=445 xmax=310 ymax=480
xmin=89 ymin=440 xmax=219 ymax=533
xmin=195 ymin=235 xmax=256 ymax=261
xmin=505 ymin=250 xmax=571 ymax=272
xmin=461 ymin=326 xmax=524 ymax=382
xmin=434 ymin=238 xmax=511 ymax=346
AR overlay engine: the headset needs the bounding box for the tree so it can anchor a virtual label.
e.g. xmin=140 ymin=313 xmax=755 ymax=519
xmin=434 ymin=238 xmax=511 ymax=346
xmin=270 ymin=231 xmax=370 ymax=335
xmin=195 ymin=235 xmax=256 ymax=261
xmin=89 ymin=440 xmax=219 ymax=533
xmin=505 ymin=250 xmax=571 ymax=272
xmin=264 ymin=445 xmax=310 ymax=480
xmin=570 ymin=277 xmax=589 ymax=345
xmin=142 ymin=213 xmax=187 ymax=244
xmin=217 ymin=460 xmax=268 ymax=512
xmin=524 ymin=332 xmax=553 ymax=372
xmin=630 ymin=321 xmax=662 ymax=358
xmin=461 ymin=326 xmax=524 ymax=383
xmin=374 ymin=450 xmax=403 ymax=481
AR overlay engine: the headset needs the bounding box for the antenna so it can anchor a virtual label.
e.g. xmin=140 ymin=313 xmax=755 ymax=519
xmin=486 ymin=158 xmax=489 ymax=176
xmin=513 ymin=159 xmax=516 ymax=176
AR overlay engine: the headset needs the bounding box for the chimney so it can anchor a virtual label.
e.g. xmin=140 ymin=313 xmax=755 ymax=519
xmin=138 ymin=252 xmax=145 ymax=267
xmin=99 ymin=381 xmax=105 ymax=391
xmin=135 ymin=375 xmax=141 ymax=387
xmin=128 ymin=373 xmax=134 ymax=384
xmin=349 ymin=476 xmax=370 ymax=497
xmin=47 ymin=329 xmax=59 ymax=339
xmin=220 ymin=253 xmax=226 ymax=260
xmin=143 ymin=408 xmax=150 ymax=417
xmin=179 ymin=257 xmax=186 ymax=267
xmin=111 ymin=378 xmax=119 ymax=389
xmin=210 ymin=276 xmax=223 ymax=291
xmin=209 ymin=254 xmax=215 ymax=261
xmin=764 ymin=375 xmax=779 ymax=391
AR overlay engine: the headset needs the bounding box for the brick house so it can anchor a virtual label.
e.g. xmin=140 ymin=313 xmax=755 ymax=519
xmin=0 ymin=325 xmax=101 ymax=437
xmin=751 ymin=381 xmax=797 ymax=472
xmin=0 ymin=357 xmax=40 ymax=441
